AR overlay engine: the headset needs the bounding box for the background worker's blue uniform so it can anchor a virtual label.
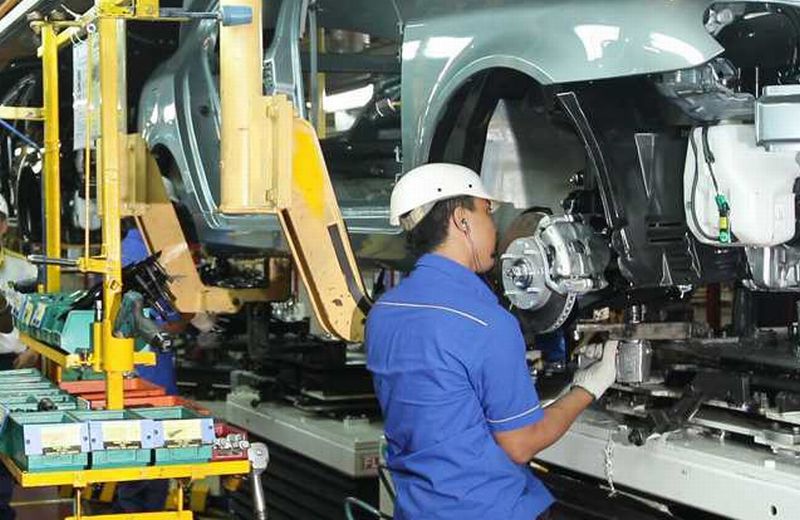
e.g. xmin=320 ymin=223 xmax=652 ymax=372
xmin=120 ymin=227 xmax=178 ymax=395
xmin=114 ymin=227 xmax=176 ymax=512
xmin=366 ymin=254 xmax=554 ymax=519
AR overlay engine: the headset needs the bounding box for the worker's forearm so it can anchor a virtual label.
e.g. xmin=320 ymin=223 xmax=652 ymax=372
xmin=495 ymin=387 xmax=594 ymax=464
xmin=534 ymin=387 xmax=594 ymax=453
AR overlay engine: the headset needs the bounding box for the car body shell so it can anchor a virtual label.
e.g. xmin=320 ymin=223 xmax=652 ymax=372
xmin=138 ymin=0 xmax=800 ymax=258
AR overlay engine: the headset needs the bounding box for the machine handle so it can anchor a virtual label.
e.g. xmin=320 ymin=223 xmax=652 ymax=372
xmin=248 ymin=442 xmax=269 ymax=520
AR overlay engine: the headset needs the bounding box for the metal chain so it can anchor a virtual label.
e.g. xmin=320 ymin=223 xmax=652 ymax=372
xmin=603 ymin=431 xmax=617 ymax=497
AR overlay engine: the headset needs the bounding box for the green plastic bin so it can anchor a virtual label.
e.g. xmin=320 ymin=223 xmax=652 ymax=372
xmin=5 ymin=411 xmax=89 ymax=472
xmin=133 ymin=407 xmax=214 ymax=465
xmin=68 ymin=410 xmax=158 ymax=468
xmin=0 ymin=369 xmax=44 ymax=383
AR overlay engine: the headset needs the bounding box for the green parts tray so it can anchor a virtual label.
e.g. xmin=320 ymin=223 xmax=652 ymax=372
xmin=0 ymin=400 xmax=77 ymax=414
xmin=0 ymin=369 xmax=40 ymax=378
xmin=69 ymin=410 xmax=159 ymax=468
xmin=0 ymin=394 xmax=74 ymax=406
xmin=0 ymin=368 xmax=45 ymax=384
xmin=133 ymin=407 xmax=215 ymax=465
xmin=15 ymin=291 xmax=92 ymax=352
xmin=4 ymin=411 xmax=89 ymax=472
xmin=0 ymin=382 xmax=55 ymax=392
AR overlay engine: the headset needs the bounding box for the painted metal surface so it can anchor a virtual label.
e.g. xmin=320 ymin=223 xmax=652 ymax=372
xmin=215 ymin=0 xmax=369 ymax=340
xmin=226 ymin=391 xmax=383 ymax=478
xmin=139 ymin=0 xmax=395 ymax=251
xmin=537 ymin=408 xmax=800 ymax=520
xmin=398 ymin=0 xmax=800 ymax=167
xmin=41 ymin=23 xmax=61 ymax=291
xmin=0 ymin=451 xmax=249 ymax=487
xmin=135 ymin=0 xmax=800 ymax=254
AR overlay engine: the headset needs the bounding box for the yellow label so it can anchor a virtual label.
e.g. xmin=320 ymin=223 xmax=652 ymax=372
xmin=40 ymin=424 xmax=82 ymax=455
xmin=162 ymin=419 xmax=202 ymax=447
xmin=102 ymin=421 xmax=142 ymax=449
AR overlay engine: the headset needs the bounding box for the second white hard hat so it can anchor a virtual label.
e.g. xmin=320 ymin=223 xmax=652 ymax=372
xmin=389 ymin=163 xmax=498 ymax=230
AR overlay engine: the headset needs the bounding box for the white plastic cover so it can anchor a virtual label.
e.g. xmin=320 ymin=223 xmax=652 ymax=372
xmin=684 ymin=124 xmax=799 ymax=247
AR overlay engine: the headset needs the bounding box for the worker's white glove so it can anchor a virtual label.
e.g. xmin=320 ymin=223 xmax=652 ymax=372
xmin=572 ymin=341 xmax=618 ymax=399
xmin=190 ymin=312 xmax=219 ymax=333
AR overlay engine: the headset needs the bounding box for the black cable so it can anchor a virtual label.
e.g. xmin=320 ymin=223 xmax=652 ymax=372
xmin=689 ymin=128 xmax=722 ymax=243
xmin=700 ymin=126 xmax=721 ymax=193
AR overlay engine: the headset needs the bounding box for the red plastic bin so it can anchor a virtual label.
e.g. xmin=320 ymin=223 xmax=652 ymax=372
xmin=60 ymin=378 xmax=167 ymax=406
xmin=88 ymin=395 xmax=211 ymax=413
xmin=60 ymin=378 xmax=165 ymax=396
xmin=212 ymin=423 xmax=249 ymax=461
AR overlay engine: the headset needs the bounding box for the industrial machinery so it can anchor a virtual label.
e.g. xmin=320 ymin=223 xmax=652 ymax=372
xmin=133 ymin=2 xmax=800 ymax=519
xmin=3 ymin=1 xmax=800 ymax=519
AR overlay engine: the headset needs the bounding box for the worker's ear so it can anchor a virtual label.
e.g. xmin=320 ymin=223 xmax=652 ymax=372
xmin=452 ymin=206 xmax=470 ymax=233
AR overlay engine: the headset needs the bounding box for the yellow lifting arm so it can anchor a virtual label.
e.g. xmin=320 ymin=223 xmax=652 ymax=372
xmin=120 ymin=134 xmax=291 ymax=313
xmin=218 ymin=0 xmax=369 ymax=342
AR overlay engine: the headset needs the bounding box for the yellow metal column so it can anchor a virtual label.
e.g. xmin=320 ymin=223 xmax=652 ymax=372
xmin=219 ymin=0 xmax=264 ymax=212
xmin=41 ymin=23 xmax=61 ymax=291
xmin=97 ymin=12 xmax=133 ymax=410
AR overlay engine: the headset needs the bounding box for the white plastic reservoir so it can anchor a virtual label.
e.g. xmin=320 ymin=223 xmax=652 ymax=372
xmin=683 ymin=124 xmax=799 ymax=247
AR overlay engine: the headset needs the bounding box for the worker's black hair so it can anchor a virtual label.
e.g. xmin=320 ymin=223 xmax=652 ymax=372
xmin=406 ymin=195 xmax=475 ymax=258
xmin=120 ymin=216 xmax=138 ymax=236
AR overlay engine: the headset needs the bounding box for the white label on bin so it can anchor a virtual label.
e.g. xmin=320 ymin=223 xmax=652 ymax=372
xmin=40 ymin=424 xmax=82 ymax=455
xmin=22 ymin=303 xmax=35 ymax=326
xmin=31 ymin=303 xmax=47 ymax=327
xmin=101 ymin=421 xmax=142 ymax=450
xmin=162 ymin=419 xmax=202 ymax=447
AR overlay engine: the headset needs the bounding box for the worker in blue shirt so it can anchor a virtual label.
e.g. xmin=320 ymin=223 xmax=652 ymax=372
xmin=366 ymin=163 xmax=618 ymax=520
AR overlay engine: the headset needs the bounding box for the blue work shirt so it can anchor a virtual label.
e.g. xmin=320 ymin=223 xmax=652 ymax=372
xmin=122 ymin=228 xmax=178 ymax=395
xmin=366 ymin=254 xmax=554 ymax=520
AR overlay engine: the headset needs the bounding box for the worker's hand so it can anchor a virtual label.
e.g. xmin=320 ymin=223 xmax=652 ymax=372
xmin=190 ymin=312 xmax=218 ymax=333
xmin=13 ymin=348 xmax=39 ymax=369
xmin=572 ymin=341 xmax=618 ymax=400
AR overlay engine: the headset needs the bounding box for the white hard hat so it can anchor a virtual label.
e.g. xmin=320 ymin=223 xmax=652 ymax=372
xmin=0 ymin=194 xmax=8 ymax=218
xmin=389 ymin=163 xmax=498 ymax=229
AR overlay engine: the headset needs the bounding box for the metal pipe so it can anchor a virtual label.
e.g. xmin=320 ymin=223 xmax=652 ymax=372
xmin=84 ymin=29 xmax=95 ymax=258
xmin=97 ymin=14 xmax=129 ymax=410
xmin=26 ymin=255 xmax=79 ymax=267
xmin=41 ymin=22 xmax=61 ymax=292
xmin=0 ymin=119 xmax=41 ymax=150
xmin=252 ymin=472 xmax=267 ymax=520
xmin=308 ymin=3 xmax=318 ymax=131
xmin=10 ymin=498 xmax=74 ymax=508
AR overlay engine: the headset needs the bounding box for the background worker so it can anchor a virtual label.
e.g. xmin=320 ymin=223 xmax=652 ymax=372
xmin=366 ymin=163 xmax=618 ymax=519
xmin=0 ymin=293 xmax=16 ymax=520
xmin=0 ymin=194 xmax=38 ymax=520
xmin=0 ymin=195 xmax=38 ymax=371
